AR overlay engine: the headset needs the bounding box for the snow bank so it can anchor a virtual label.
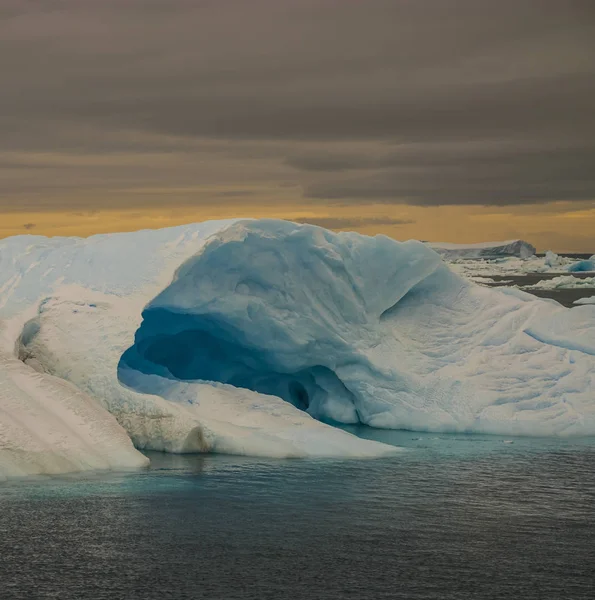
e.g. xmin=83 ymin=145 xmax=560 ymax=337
xmin=1 ymin=219 xmax=595 ymax=478
xmin=428 ymin=239 xmax=536 ymax=259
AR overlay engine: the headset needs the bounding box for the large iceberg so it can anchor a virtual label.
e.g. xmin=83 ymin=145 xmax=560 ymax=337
xmin=427 ymin=239 xmax=536 ymax=259
xmin=1 ymin=219 xmax=594 ymax=478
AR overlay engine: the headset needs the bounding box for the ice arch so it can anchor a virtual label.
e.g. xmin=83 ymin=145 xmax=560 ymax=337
xmin=119 ymin=220 xmax=443 ymax=424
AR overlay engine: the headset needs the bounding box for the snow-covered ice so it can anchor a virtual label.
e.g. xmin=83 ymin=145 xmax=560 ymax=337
xmin=574 ymin=296 xmax=595 ymax=306
xmin=1 ymin=219 xmax=595 ymax=478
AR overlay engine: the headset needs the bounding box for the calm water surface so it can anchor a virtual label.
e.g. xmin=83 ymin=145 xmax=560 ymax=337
xmin=487 ymin=272 xmax=595 ymax=307
xmin=1 ymin=430 xmax=594 ymax=600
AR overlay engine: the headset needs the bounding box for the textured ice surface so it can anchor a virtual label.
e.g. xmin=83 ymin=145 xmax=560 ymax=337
xmin=428 ymin=239 xmax=536 ymax=259
xmin=0 ymin=221 xmax=401 ymax=477
xmin=0 ymin=322 xmax=147 ymax=480
xmin=1 ymin=219 xmax=595 ymax=478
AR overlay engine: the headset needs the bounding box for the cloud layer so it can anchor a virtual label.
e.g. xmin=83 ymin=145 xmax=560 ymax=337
xmin=1 ymin=0 xmax=594 ymax=210
xmin=294 ymin=216 xmax=415 ymax=229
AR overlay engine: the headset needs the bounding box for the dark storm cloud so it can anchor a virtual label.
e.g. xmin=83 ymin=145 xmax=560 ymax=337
xmin=294 ymin=217 xmax=415 ymax=229
xmin=1 ymin=0 xmax=594 ymax=208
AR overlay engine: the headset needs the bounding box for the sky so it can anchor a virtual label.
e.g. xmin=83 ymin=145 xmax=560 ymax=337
xmin=1 ymin=0 xmax=594 ymax=251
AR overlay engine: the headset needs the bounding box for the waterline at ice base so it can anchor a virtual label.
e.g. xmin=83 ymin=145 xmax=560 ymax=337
xmin=1 ymin=219 xmax=594 ymax=479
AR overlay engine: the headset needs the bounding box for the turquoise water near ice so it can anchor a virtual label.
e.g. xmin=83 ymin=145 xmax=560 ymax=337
xmin=1 ymin=429 xmax=594 ymax=600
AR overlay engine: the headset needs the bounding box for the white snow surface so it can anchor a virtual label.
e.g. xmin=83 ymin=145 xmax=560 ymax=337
xmin=1 ymin=219 xmax=595 ymax=478
xmin=574 ymin=296 xmax=595 ymax=305
xmin=427 ymin=239 xmax=536 ymax=259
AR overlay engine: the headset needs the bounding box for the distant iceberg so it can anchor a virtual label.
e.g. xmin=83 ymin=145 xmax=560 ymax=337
xmin=1 ymin=220 xmax=594 ymax=478
xmin=544 ymin=250 xmax=563 ymax=268
xmin=568 ymin=256 xmax=595 ymax=273
xmin=427 ymin=239 xmax=536 ymax=259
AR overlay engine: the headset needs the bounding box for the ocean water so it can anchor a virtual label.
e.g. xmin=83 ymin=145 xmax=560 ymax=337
xmin=1 ymin=430 xmax=594 ymax=600
xmin=487 ymin=272 xmax=595 ymax=307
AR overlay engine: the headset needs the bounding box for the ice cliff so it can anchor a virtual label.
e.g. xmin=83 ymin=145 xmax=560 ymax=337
xmin=1 ymin=219 xmax=594 ymax=478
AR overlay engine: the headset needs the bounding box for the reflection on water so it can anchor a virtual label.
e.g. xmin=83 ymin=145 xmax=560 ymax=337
xmin=1 ymin=430 xmax=595 ymax=600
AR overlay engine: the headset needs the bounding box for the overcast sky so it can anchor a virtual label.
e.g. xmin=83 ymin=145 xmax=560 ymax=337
xmin=1 ymin=0 xmax=594 ymax=249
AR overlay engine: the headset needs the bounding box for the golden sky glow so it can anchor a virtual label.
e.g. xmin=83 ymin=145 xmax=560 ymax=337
xmin=2 ymin=2 xmax=594 ymax=253
xmin=2 ymin=200 xmax=594 ymax=253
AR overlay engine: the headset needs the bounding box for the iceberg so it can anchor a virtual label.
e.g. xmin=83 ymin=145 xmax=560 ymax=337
xmin=544 ymin=250 xmax=563 ymax=268
xmin=568 ymin=256 xmax=595 ymax=273
xmin=427 ymin=239 xmax=536 ymax=259
xmin=1 ymin=219 xmax=595 ymax=478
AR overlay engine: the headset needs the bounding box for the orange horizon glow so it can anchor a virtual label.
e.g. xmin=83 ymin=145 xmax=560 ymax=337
xmin=1 ymin=201 xmax=594 ymax=253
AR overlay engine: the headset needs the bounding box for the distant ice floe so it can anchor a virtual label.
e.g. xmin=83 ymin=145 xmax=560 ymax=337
xmin=523 ymin=276 xmax=595 ymax=290
xmin=574 ymin=296 xmax=595 ymax=305
xmin=468 ymin=276 xmax=513 ymax=286
xmin=447 ymin=250 xmax=594 ymax=280
xmin=1 ymin=220 xmax=595 ymax=479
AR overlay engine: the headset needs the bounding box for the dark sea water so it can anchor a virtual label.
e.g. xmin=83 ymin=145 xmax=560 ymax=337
xmin=1 ymin=430 xmax=595 ymax=600
xmin=487 ymin=272 xmax=595 ymax=307
xmin=2 ymin=286 xmax=595 ymax=600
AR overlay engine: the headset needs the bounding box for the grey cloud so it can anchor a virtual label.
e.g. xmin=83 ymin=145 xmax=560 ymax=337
xmin=294 ymin=142 xmax=595 ymax=205
xmin=306 ymin=175 xmax=595 ymax=206
xmin=0 ymin=0 xmax=594 ymax=208
xmin=294 ymin=217 xmax=415 ymax=229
